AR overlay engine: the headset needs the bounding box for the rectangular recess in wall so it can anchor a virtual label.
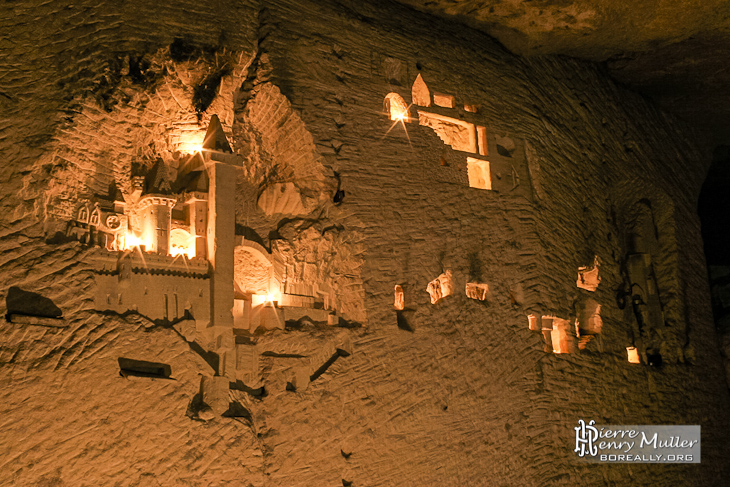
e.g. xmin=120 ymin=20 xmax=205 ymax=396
xmin=477 ymin=126 xmax=487 ymax=156
xmin=467 ymin=158 xmax=492 ymax=190
xmin=118 ymin=357 xmax=172 ymax=379
xmin=433 ymin=92 xmax=455 ymax=108
xmin=418 ymin=111 xmax=477 ymax=153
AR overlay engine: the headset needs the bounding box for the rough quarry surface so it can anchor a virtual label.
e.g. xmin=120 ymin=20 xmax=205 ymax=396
xmin=1 ymin=0 xmax=729 ymax=486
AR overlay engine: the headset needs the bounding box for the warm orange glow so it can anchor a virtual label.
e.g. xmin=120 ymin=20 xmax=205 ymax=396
xmin=627 ymin=347 xmax=641 ymax=364
xmin=123 ymin=233 xmax=143 ymax=250
xmin=467 ymin=158 xmax=492 ymax=190
xmin=252 ymin=290 xmax=281 ymax=307
xmin=385 ymin=93 xmax=410 ymax=122
xmin=170 ymin=228 xmax=196 ymax=259
xmin=417 ymin=110 xmax=477 ymax=153
xmin=394 ymin=284 xmax=405 ymax=310
xmin=175 ymin=130 xmax=206 ymax=154
xmin=120 ymin=229 xmax=155 ymax=253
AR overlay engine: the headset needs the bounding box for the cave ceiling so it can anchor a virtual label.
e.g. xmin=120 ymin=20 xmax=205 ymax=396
xmin=392 ymin=0 xmax=730 ymax=146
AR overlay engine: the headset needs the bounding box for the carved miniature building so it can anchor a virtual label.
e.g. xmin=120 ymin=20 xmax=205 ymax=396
xmin=1 ymin=0 xmax=730 ymax=486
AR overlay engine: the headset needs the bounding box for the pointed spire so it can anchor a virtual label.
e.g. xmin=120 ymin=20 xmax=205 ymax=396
xmin=412 ymin=74 xmax=431 ymax=107
xmin=202 ymin=114 xmax=233 ymax=153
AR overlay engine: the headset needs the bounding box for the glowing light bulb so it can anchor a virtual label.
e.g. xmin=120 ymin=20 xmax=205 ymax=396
xmin=125 ymin=234 xmax=142 ymax=249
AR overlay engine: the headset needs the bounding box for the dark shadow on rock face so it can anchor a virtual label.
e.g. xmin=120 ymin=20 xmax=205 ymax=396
xmin=118 ymin=357 xmax=173 ymax=379
xmin=5 ymin=286 xmax=63 ymax=319
xmin=222 ymin=401 xmax=252 ymax=420
xmin=309 ymin=347 xmax=351 ymax=382
xmin=193 ymin=67 xmax=231 ymax=114
xmin=396 ymin=309 xmax=414 ymax=332
xmin=229 ymin=380 xmax=267 ymax=398
xmin=186 ymin=392 xmax=206 ymax=420
xmin=235 ymin=224 xmax=268 ymax=250
xmin=187 ymin=340 xmax=220 ymax=373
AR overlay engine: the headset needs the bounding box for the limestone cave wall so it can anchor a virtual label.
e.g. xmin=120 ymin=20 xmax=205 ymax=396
xmin=0 ymin=0 xmax=728 ymax=486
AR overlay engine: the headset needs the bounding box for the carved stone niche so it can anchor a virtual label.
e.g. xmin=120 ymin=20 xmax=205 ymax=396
xmin=394 ymin=284 xmax=405 ymax=310
xmin=541 ymin=316 xmax=574 ymax=354
xmin=465 ymin=282 xmax=489 ymax=300
xmin=627 ymin=346 xmax=641 ymax=364
xmin=576 ymin=298 xmax=603 ymax=335
xmin=577 ymin=256 xmax=601 ymax=292
xmin=383 ymin=56 xmax=406 ymax=85
xmin=427 ymin=270 xmax=453 ymax=304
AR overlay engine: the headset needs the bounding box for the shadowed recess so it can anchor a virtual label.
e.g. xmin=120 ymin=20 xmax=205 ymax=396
xmin=5 ymin=287 xmax=63 ymax=319
xmin=118 ymin=358 xmax=173 ymax=379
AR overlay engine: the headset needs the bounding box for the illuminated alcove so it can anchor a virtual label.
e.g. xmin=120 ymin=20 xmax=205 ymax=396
xmin=384 ymin=92 xmax=410 ymax=122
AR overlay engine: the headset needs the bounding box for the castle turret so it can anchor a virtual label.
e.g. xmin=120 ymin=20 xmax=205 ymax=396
xmin=201 ymin=115 xmax=243 ymax=377
xmin=137 ymin=195 xmax=177 ymax=254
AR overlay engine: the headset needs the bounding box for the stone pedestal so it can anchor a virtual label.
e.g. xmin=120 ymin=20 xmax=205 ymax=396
xmin=199 ymin=375 xmax=229 ymax=416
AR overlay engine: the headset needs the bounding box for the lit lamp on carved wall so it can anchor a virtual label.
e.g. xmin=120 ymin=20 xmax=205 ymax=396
xmin=169 ymin=228 xmax=196 ymax=259
xmin=384 ymin=93 xmax=410 ymax=122
xmin=627 ymin=346 xmax=641 ymax=364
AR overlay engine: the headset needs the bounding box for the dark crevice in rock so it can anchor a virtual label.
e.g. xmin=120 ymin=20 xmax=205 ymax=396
xmin=118 ymin=357 xmax=173 ymax=379
xmin=193 ymin=65 xmax=232 ymax=115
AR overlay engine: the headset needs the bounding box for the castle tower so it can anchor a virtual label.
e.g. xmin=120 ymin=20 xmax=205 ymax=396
xmin=137 ymin=195 xmax=177 ymax=254
xmin=201 ymin=115 xmax=242 ymax=376
xmin=185 ymin=194 xmax=208 ymax=260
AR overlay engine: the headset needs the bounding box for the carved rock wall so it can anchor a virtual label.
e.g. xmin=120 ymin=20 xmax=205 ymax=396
xmin=257 ymin=0 xmax=730 ymax=485
xmin=0 ymin=0 xmax=728 ymax=486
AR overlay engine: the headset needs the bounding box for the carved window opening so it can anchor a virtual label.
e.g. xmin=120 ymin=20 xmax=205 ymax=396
xmin=89 ymin=207 xmax=101 ymax=227
xmin=541 ymin=316 xmax=573 ymax=354
xmin=384 ymin=93 xmax=410 ymax=122
xmin=577 ymin=256 xmax=601 ymax=291
xmin=627 ymin=346 xmax=641 ymax=364
xmin=394 ymin=284 xmax=405 ymax=310
xmin=386 ymin=76 xmax=532 ymax=198
xmin=465 ymin=282 xmax=489 ymax=300
xmin=170 ymin=228 xmax=196 ymax=259
xmin=78 ymin=205 xmax=90 ymax=223
xmin=418 ymin=111 xmax=477 ymax=153
xmin=427 ymin=271 xmax=453 ymax=304
xmin=576 ymin=298 xmax=602 ymax=350
xmin=467 ymin=158 xmax=492 ymax=190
